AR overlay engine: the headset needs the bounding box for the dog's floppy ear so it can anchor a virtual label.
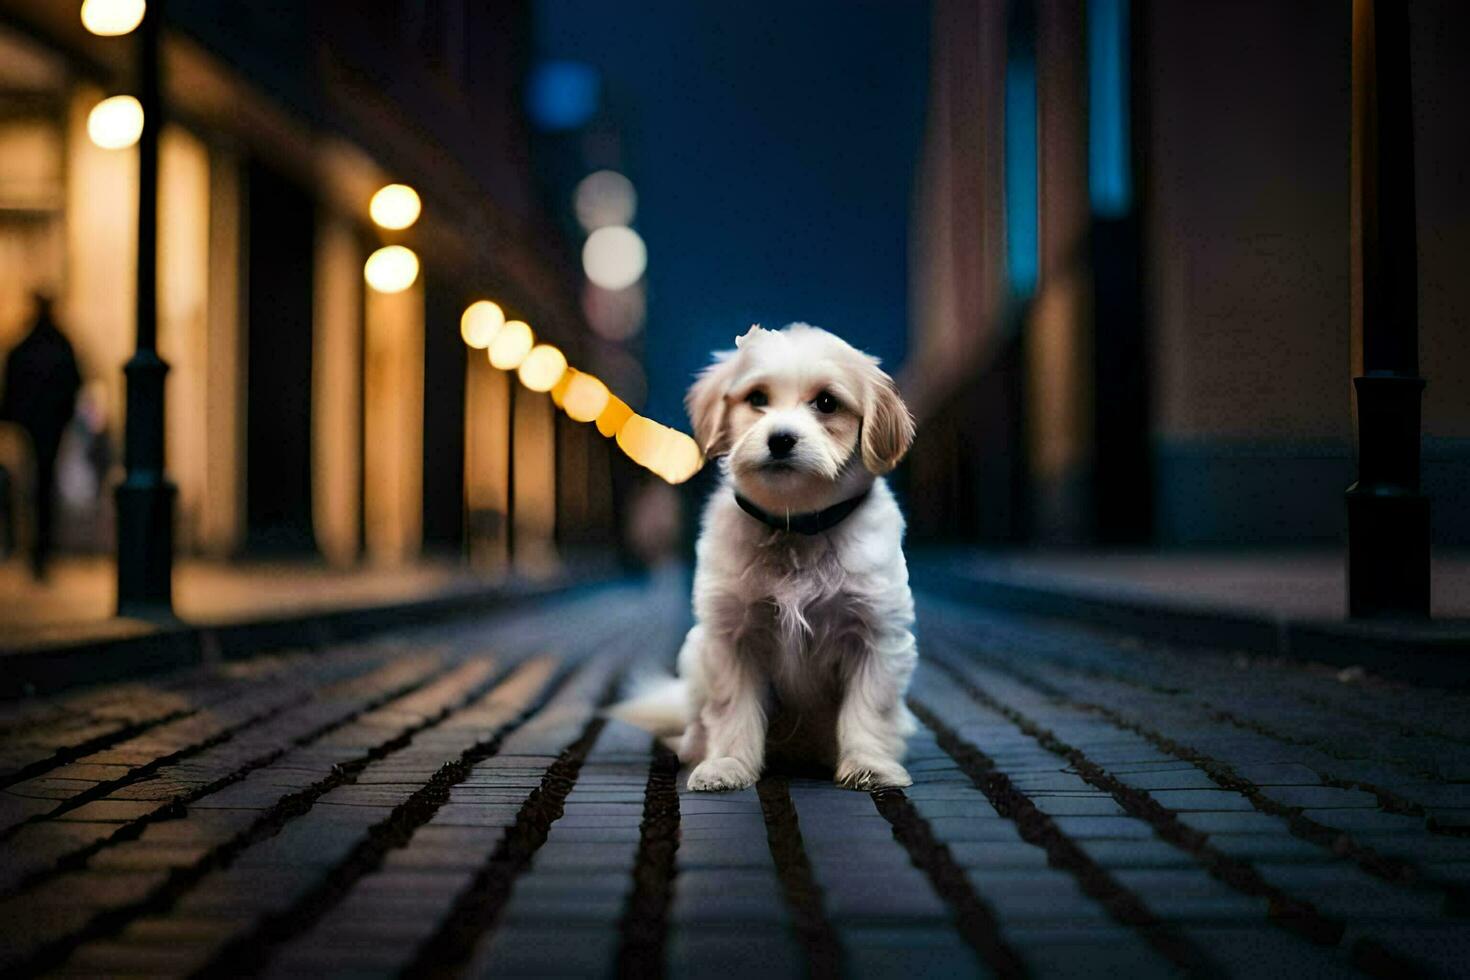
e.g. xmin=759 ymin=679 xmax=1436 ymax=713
xmin=860 ymin=360 xmax=915 ymax=475
xmin=686 ymin=350 xmax=739 ymax=457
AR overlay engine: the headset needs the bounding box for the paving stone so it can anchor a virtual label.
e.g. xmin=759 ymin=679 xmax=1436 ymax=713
xmin=466 ymin=925 xmax=621 ymax=978
xmin=671 ymin=869 xmax=788 ymax=924
xmin=1071 ymin=837 xmax=1196 ymax=869
xmin=7 ymin=587 xmax=1470 ymax=977
xmin=1173 ymin=810 xmax=1292 ymax=835
xmin=1029 ymin=794 xmax=1127 ymax=817
xmin=1108 ymin=869 xmax=1269 ymax=921
xmin=667 ymin=927 xmax=804 ymax=980
xmin=1256 ymin=785 xmax=1382 ymax=809
xmin=1145 ymin=788 xmax=1257 ymax=812
xmin=1046 ymin=815 xmax=1157 ymax=840
xmin=839 ymin=926 xmax=982 ymax=980
xmin=1006 ymin=925 xmax=1178 ymax=976
xmin=1113 ymin=767 xmax=1221 ymax=790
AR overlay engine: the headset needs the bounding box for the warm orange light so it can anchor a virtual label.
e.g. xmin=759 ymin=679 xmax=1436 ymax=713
xmin=616 ymin=414 xmax=705 ymax=484
xmin=550 ymin=370 xmax=574 ymax=408
xmin=616 ymin=414 xmax=665 ymax=470
xmin=460 ymin=300 xmax=504 ymax=349
xmin=370 ymin=183 xmax=421 ymax=230
xmin=657 ymin=430 xmax=705 ymax=484
xmin=518 ymin=344 xmax=567 ymax=392
xmin=87 ymin=95 xmax=143 ymax=149
xmin=487 ymin=319 xmax=533 ymax=370
xmin=363 ymin=245 xmax=419 ymax=292
xmin=563 ymin=373 xmax=611 ymax=423
xmin=81 ymin=0 xmax=145 ymax=36
xmin=595 ymin=395 xmax=633 ymax=437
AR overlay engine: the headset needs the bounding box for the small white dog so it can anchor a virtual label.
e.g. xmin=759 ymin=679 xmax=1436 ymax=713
xmin=615 ymin=323 xmax=918 ymax=792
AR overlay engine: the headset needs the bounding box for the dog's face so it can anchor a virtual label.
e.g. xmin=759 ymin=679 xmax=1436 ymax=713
xmin=686 ymin=324 xmax=915 ymax=514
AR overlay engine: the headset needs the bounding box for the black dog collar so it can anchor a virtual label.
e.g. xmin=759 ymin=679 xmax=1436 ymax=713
xmin=734 ymin=488 xmax=871 ymax=535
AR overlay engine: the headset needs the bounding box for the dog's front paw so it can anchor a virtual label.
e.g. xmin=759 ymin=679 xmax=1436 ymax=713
xmin=836 ymin=756 xmax=912 ymax=791
xmin=687 ymin=757 xmax=758 ymax=792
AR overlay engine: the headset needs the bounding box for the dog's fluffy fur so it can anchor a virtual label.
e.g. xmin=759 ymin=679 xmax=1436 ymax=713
xmin=613 ymin=323 xmax=918 ymax=791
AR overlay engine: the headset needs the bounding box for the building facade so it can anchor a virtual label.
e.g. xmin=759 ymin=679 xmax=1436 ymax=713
xmin=908 ymin=0 xmax=1470 ymax=550
xmin=0 ymin=0 xmax=616 ymax=572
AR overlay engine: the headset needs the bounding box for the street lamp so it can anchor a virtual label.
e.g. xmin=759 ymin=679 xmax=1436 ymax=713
xmin=113 ymin=0 xmax=173 ymax=616
xmin=517 ymin=344 xmax=567 ymax=392
xmin=563 ymin=372 xmax=610 ymax=423
xmin=87 ymin=95 xmax=144 ymax=148
xmin=369 ymin=183 xmax=421 ymax=231
xmin=363 ymin=245 xmax=419 ymax=293
xmin=460 ymin=300 xmax=504 ymax=349
xmin=487 ymin=320 xmax=533 ymax=371
xmin=81 ymin=0 xmax=146 ymax=36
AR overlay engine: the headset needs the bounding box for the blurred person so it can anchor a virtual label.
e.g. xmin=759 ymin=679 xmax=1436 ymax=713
xmin=57 ymin=381 xmax=115 ymax=552
xmin=0 ymin=294 xmax=82 ymax=580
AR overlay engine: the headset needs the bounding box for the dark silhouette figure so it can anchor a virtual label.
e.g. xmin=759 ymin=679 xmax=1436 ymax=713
xmin=1 ymin=296 xmax=82 ymax=580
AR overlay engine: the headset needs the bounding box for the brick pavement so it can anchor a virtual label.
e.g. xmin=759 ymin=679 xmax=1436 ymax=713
xmin=2 ymin=581 xmax=1469 ymax=977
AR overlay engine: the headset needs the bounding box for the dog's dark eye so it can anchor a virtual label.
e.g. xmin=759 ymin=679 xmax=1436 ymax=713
xmin=746 ymin=389 xmax=768 ymax=408
xmin=813 ymin=391 xmax=839 ymax=414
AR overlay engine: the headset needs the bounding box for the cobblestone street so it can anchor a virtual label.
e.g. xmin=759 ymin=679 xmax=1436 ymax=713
xmin=3 ymin=580 xmax=1470 ymax=978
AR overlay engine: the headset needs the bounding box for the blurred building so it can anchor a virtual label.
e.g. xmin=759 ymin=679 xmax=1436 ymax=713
xmin=0 ymin=0 xmax=616 ymax=571
xmin=909 ymin=0 xmax=1470 ymax=550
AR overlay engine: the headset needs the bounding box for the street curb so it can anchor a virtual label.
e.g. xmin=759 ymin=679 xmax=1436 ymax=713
xmin=913 ymin=565 xmax=1470 ymax=687
xmin=0 ymin=575 xmax=617 ymax=699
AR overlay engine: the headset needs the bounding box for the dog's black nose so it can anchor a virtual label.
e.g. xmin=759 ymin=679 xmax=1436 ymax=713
xmin=767 ymin=432 xmax=797 ymax=458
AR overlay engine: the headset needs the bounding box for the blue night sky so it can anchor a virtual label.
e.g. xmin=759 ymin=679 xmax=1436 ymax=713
xmin=533 ymin=1 xmax=932 ymax=424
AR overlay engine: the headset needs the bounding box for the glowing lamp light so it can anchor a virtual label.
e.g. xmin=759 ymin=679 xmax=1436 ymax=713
xmin=518 ymin=344 xmax=567 ymax=392
xmin=550 ymin=370 xmax=574 ymax=407
xmin=615 ymin=414 xmax=704 ymax=484
xmin=616 ymin=414 xmax=665 ymax=469
xmin=563 ymin=372 xmax=611 ymax=423
xmin=595 ymin=395 xmax=633 ymax=438
xmin=87 ymin=95 xmax=143 ymax=149
xmin=369 ymin=183 xmax=421 ymax=230
xmin=573 ymin=170 xmax=637 ymax=231
xmin=582 ymin=225 xmax=647 ymax=291
xmin=460 ymin=300 xmax=504 ymax=349
xmin=488 ymin=319 xmax=533 ymax=370
xmin=363 ymin=245 xmax=419 ymax=293
xmin=81 ymin=0 xmax=146 ymax=36
xmin=658 ymin=430 xmax=705 ymax=484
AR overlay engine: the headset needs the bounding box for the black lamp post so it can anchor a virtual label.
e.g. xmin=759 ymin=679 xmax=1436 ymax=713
xmin=114 ymin=0 xmax=176 ymax=617
xmin=1346 ymin=0 xmax=1430 ymax=618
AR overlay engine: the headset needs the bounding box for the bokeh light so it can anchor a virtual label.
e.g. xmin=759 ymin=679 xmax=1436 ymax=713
xmin=657 ymin=430 xmax=705 ymax=484
xmin=582 ymin=225 xmax=647 ymax=290
xmin=369 ymin=183 xmax=422 ymax=230
xmin=87 ymin=95 xmax=143 ymax=150
xmin=526 ymin=60 xmax=600 ymax=131
xmin=595 ymin=395 xmax=634 ymax=438
xmin=550 ymin=370 xmax=574 ymax=408
xmin=488 ymin=319 xmax=534 ymax=370
xmin=573 ymin=170 xmax=637 ymax=231
xmin=363 ymin=246 xmax=419 ymax=293
xmin=564 ymin=372 xmax=611 ymax=423
xmin=81 ymin=0 xmax=145 ymax=36
xmin=615 ymin=416 xmax=703 ymax=483
xmin=616 ymin=415 xmax=665 ymax=470
xmin=518 ymin=344 xmax=568 ymax=392
xmin=460 ymin=300 xmax=504 ymax=349
xmin=583 ymin=281 xmax=646 ymax=341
